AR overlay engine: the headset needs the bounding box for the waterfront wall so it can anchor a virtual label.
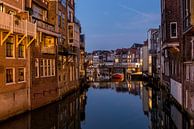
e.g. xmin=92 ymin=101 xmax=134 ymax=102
xmin=0 ymin=89 xmax=28 ymax=121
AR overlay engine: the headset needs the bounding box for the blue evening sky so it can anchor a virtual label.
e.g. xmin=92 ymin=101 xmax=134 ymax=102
xmin=75 ymin=0 xmax=160 ymax=52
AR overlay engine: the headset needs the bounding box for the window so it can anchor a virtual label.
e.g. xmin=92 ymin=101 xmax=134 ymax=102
xmin=58 ymin=11 xmax=62 ymax=27
xmin=191 ymin=65 xmax=194 ymax=81
xmin=40 ymin=59 xmax=44 ymax=77
xmin=33 ymin=5 xmax=47 ymax=20
xmin=18 ymin=44 xmax=25 ymax=58
xmin=35 ymin=59 xmax=39 ymax=78
xmin=6 ymin=36 xmax=14 ymax=58
xmin=170 ymin=22 xmax=177 ymax=38
xmin=6 ymin=68 xmax=14 ymax=84
xmin=0 ymin=3 xmax=3 ymax=12
xmin=191 ymin=37 xmax=194 ymax=59
xmin=40 ymin=59 xmax=55 ymax=77
xmin=6 ymin=42 xmax=14 ymax=57
xmin=52 ymin=59 xmax=55 ymax=76
xmin=18 ymin=68 xmax=25 ymax=82
xmin=60 ymin=0 xmax=66 ymax=7
xmin=186 ymin=65 xmax=190 ymax=81
xmin=44 ymin=59 xmax=47 ymax=76
xmin=62 ymin=14 xmax=65 ymax=29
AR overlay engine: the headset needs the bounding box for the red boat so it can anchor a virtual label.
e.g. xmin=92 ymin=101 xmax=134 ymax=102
xmin=112 ymin=73 xmax=124 ymax=81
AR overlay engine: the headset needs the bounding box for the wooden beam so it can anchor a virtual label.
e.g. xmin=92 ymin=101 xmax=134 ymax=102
xmin=27 ymin=37 xmax=35 ymax=47
xmin=1 ymin=31 xmax=12 ymax=46
xmin=17 ymin=35 xmax=26 ymax=46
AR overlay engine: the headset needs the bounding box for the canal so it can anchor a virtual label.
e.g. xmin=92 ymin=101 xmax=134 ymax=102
xmin=0 ymin=81 xmax=192 ymax=129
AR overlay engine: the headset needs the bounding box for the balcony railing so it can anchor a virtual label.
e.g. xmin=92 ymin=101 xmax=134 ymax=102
xmin=0 ymin=12 xmax=36 ymax=37
xmin=41 ymin=46 xmax=55 ymax=54
xmin=32 ymin=17 xmax=55 ymax=32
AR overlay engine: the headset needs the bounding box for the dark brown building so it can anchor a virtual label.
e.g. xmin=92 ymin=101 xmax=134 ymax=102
xmin=181 ymin=0 xmax=194 ymax=115
xmin=161 ymin=0 xmax=183 ymax=105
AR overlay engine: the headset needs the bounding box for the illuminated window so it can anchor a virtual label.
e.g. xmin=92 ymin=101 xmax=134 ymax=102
xmin=0 ymin=3 xmax=3 ymax=12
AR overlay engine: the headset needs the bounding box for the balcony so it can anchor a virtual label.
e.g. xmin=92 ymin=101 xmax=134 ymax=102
xmin=0 ymin=12 xmax=36 ymax=37
xmin=32 ymin=17 xmax=58 ymax=36
xmin=68 ymin=22 xmax=80 ymax=48
xmin=41 ymin=46 xmax=55 ymax=54
xmin=183 ymin=0 xmax=194 ymax=34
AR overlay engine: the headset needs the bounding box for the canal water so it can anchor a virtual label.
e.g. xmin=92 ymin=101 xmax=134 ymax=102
xmin=0 ymin=81 xmax=192 ymax=129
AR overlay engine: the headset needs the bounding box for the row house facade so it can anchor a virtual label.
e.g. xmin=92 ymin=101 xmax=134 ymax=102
xmin=66 ymin=0 xmax=81 ymax=90
xmin=161 ymin=0 xmax=183 ymax=106
xmin=0 ymin=0 xmax=85 ymax=120
xmin=141 ymin=40 xmax=148 ymax=74
xmin=26 ymin=0 xmax=59 ymax=109
xmin=0 ymin=0 xmax=36 ymax=119
xmin=128 ymin=43 xmax=143 ymax=72
xmin=147 ymin=28 xmax=160 ymax=78
xmin=181 ymin=0 xmax=194 ymax=116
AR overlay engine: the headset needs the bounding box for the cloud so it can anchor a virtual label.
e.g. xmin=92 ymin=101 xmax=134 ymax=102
xmin=116 ymin=4 xmax=160 ymax=31
xmin=119 ymin=4 xmax=153 ymax=18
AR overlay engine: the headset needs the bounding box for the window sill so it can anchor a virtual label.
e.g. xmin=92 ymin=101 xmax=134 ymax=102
xmin=18 ymin=81 xmax=26 ymax=84
xmin=6 ymin=57 xmax=15 ymax=60
xmin=6 ymin=82 xmax=16 ymax=86
xmin=18 ymin=58 xmax=26 ymax=60
xmin=40 ymin=75 xmax=56 ymax=78
xmin=170 ymin=36 xmax=178 ymax=39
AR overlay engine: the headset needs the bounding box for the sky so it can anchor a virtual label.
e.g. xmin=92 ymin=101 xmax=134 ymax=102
xmin=75 ymin=0 xmax=161 ymax=52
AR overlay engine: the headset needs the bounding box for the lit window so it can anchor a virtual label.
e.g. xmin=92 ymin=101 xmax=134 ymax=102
xmin=0 ymin=3 xmax=3 ymax=12
xmin=170 ymin=22 xmax=177 ymax=38
xmin=18 ymin=68 xmax=25 ymax=82
xmin=6 ymin=68 xmax=14 ymax=83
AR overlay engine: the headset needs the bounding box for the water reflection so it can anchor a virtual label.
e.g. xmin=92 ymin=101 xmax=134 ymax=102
xmin=0 ymin=91 xmax=87 ymax=129
xmin=89 ymin=81 xmax=193 ymax=129
xmin=0 ymin=81 xmax=193 ymax=129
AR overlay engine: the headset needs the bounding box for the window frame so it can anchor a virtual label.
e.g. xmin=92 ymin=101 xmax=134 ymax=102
xmin=18 ymin=44 xmax=25 ymax=59
xmin=170 ymin=22 xmax=178 ymax=38
xmin=5 ymin=68 xmax=15 ymax=85
xmin=18 ymin=67 xmax=26 ymax=83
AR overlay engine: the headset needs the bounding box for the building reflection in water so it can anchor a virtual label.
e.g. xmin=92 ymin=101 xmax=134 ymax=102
xmin=0 ymin=81 xmax=193 ymax=129
xmin=0 ymin=91 xmax=87 ymax=129
xmin=91 ymin=81 xmax=193 ymax=129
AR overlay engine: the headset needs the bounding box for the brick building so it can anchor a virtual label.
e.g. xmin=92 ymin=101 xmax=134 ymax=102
xmin=181 ymin=0 xmax=194 ymax=115
xmin=0 ymin=0 xmax=36 ymax=119
xmin=161 ymin=0 xmax=183 ymax=105
xmin=26 ymin=0 xmax=59 ymax=109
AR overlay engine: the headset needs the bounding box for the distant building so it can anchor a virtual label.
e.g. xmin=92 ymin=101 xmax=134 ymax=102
xmin=147 ymin=28 xmax=160 ymax=78
xmin=141 ymin=40 xmax=149 ymax=73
